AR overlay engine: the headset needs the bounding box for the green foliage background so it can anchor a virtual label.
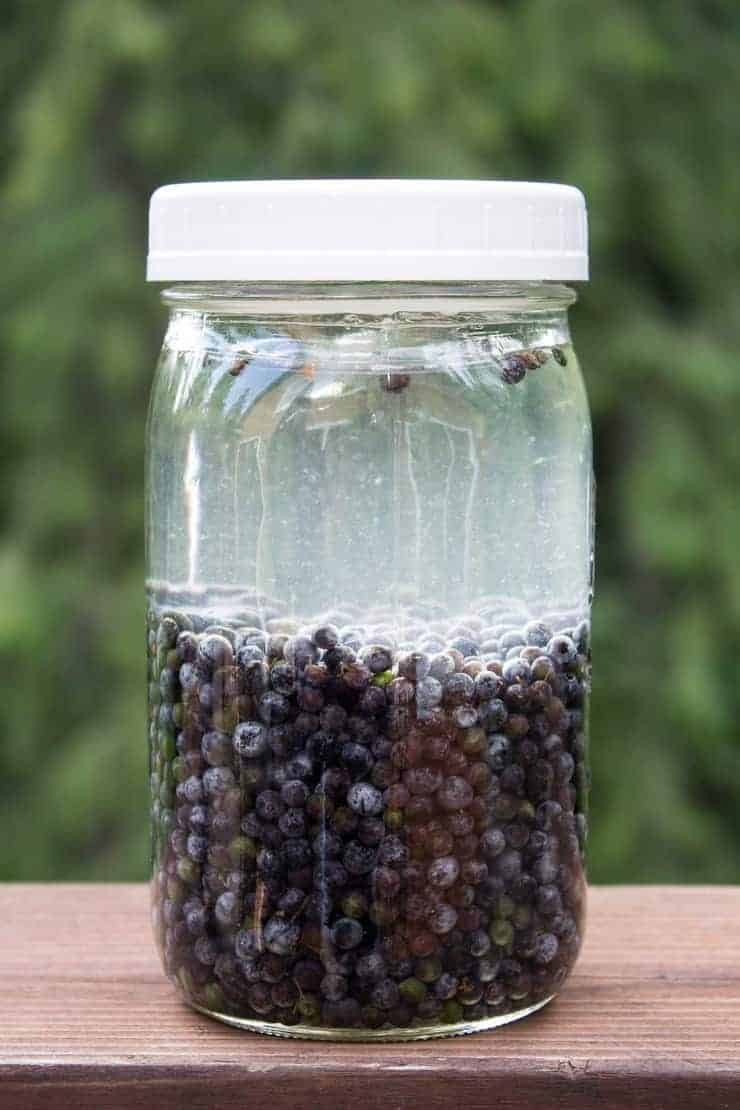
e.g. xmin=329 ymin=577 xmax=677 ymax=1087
xmin=1 ymin=0 xmax=739 ymax=881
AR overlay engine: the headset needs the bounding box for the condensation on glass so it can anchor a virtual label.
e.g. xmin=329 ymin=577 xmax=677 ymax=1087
xmin=146 ymin=278 xmax=593 ymax=1039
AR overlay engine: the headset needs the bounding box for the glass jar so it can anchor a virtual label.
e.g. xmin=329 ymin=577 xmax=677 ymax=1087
xmin=146 ymin=182 xmax=592 ymax=1040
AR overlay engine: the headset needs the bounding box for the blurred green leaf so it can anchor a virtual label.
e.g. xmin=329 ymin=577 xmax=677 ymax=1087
xmin=1 ymin=0 xmax=738 ymax=881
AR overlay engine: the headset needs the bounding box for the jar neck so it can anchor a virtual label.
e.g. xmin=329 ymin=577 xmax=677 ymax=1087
xmin=160 ymin=281 xmax=576 ymax=319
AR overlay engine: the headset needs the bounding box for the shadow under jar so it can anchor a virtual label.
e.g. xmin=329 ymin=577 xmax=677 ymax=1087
xmin=146 ymin=181 xmax=593 ymax=1039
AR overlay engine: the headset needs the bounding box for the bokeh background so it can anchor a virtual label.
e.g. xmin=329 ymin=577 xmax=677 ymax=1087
xmin=2 ymin=0 xmax=739 ymax=882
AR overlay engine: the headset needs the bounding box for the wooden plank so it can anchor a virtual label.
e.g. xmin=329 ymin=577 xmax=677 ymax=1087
xmin=0 ymin=885 xmax=739 ymax=1109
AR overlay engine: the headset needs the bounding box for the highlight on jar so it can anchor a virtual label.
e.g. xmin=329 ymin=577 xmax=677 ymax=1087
xmin=146 ymin=180 xmax=593 ymax=1039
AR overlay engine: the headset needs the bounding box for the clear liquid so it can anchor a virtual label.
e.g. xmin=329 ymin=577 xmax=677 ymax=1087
xmin=147 ymin=340 xmax=592 ymax=624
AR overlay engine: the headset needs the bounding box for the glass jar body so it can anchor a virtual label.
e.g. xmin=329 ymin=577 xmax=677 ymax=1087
xmin=146 ymin=282 xmax=593 ymax=1039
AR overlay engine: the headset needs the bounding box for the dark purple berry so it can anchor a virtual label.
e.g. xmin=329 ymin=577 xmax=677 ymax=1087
xmin=480 ymin=828 xmax=506 ymax=859
xmin=427 ymin=856 xmax=460 ymax=890
xmin=343 ymin=841 xmax=377 ymax=875
xmin=263 ymin=916 xmax=300 ymax=956
xmin=314 ymin=624 xmax=339 ymax=650
xmin=546 ymin=635 xmax=577 ymax=666
xmin=256 ymin=790 xmax=284 ymax=822
xmin=346 ymin=782 xmax=383 ymax=816
xmin=371 ymin=978 xmax=400 ymax=1010
xmin=534 ymin=932 xmax=559 ymax=964
xmin=321 ymin=974 xmax=348 ymax=1002
xmin=233 ymin=721 xmax=268 ymax=759
xmin=257 ymin=691 xmax=290 ymax=725
xmin=333 ymin=917 xmax=364 ymax=950
xmin=500 ymin=355 xmax=527 ymax=384
xmin=437 ymin=776 xmax=474 ymax=811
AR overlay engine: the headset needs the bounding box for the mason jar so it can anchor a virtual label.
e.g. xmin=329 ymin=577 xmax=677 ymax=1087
xmin=146 ymin=180 xmax=592 ymax=1039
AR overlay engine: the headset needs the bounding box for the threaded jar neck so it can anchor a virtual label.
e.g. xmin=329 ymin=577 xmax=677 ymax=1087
xmin=160 ymin=281 xmax=576 ymax=318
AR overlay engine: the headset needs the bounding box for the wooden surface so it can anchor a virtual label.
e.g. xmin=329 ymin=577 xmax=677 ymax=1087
xmin=1 ymin=885 xmax=738 ymax=1109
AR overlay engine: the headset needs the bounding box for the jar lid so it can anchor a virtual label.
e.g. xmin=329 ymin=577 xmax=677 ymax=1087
xmin=147 ymin=180 xmax=588 ymax=282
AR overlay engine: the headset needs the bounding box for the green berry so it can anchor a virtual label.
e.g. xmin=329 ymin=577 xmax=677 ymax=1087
xmin=489 ymin=919 xmax=514 ymax=947
xmin=341 ymin=891 xmax=368 ymax=919
xmin=171 ymin=756 xmax=188 ymax=783
xmin=297 ymin=993 xmax=320 ymax=1020
xmin=228 ymin=835 xmax=256 ymax=865
xmin=361 ymin=1005 xmax=384 ymax=1029
xmin=176 ymin=856 xmax=201 ymax=884
xmin=512 ymin=904 xmax=532 ymax=929
xmin=203 ymin=982 xmax=225 ymax=1011
xmin=166 ymin=876 xmax=185 ymax=902
xmin=159 ymin=779 xmax=175 ymax=807
xmin=399 ymin=977 xmax=427 ymax=1005
xmin=497 ymin=894 xmax=515 ymax=919
xmin=414 ymin=956 xmax=443 ymax=983
xmin=441 ymin=1000 xmax=464 ymax=1024
xmin=159 ymin=732 xmax=177 ymax=762
xmin=178 ymin=966 xmax=194 ymax=995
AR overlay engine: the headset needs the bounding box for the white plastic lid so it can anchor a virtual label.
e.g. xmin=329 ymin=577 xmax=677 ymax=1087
xmin=147 ymin=180 xmax=588 ymax=283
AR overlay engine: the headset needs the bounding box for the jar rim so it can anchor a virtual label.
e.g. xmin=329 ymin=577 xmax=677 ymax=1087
xmin=159 ymin=281 xmax=577 ymax=317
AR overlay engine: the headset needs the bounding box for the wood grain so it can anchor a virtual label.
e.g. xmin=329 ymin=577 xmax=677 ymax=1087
xmin=1 ymin=885 xmax=739 ymax=1109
